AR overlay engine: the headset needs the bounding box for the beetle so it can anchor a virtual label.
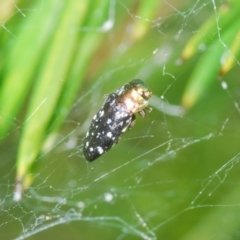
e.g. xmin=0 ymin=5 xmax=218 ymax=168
xmin=83 ymin=79 xmax=152 ymax=161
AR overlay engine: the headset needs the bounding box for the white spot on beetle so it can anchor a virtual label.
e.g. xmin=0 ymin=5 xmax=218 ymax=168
xmin=107 ymin=132 xmax=112 ymax=138
xmin=122 ymin=127 xmax=127 ymax=132
xmin=107 ymin=118 xmax=112 ymax=124
xmin=97 ymin=146 xmax=104 ymax=154
xmin=110 ymin=100 xmax=115 ymax=106
xmin=99 ymin=110 xmax=104 ymax=117
xmin=90 ymin=147 xmax=93 ymax=152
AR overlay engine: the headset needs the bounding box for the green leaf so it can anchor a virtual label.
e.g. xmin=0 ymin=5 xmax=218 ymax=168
xmin=14 ymin=1 xmax=85 ymax=200
xmin=181 ymin=2 xmax=240 ymax=60
xmin=182 ymin=18 xmax=240 ymax=109
xmin=0 ymin=0 xmax=66 ymax=137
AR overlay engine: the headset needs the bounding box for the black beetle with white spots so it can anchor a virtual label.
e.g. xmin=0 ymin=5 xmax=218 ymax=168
xmin=83 ymin=79 xmax=152 ymax=161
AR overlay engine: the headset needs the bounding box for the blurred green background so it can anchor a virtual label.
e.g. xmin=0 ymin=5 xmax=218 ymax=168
xmin=1 ymin=0 xmax=240 ymax=239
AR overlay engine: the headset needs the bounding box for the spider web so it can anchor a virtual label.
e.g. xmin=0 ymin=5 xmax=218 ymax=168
xmin=1 ymin=0 xmax=240 ymax=239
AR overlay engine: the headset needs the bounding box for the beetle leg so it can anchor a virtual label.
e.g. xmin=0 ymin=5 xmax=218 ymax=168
xmin=138 ymin=110 xmax=146 ymax=118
